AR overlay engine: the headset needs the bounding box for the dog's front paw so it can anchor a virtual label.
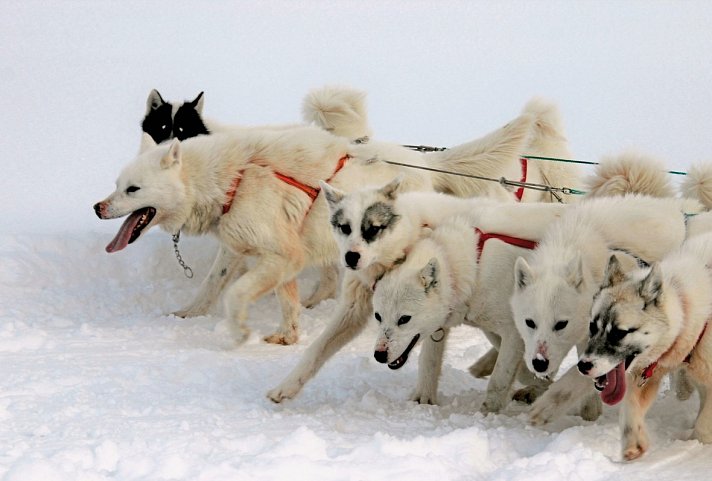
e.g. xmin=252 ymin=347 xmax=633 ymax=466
xmin=579 ymin=396 xmax=602 ymax=422
xmin=528 ymin=397 xmax=558 ymax=426
xmin=267 ymin=381 xmax=302 ymax=403
xmin=264 ymin=331 xmax=298 ymax=345
xmin=410 ymin=389 xmax=437 ymax=405
xmin=622 ymin=444 xmax=647 ymax=461
xmin=479 ymin=397 xmax=503 ymax=415
xmin=622 ymin=426 xmax=649 ymax=461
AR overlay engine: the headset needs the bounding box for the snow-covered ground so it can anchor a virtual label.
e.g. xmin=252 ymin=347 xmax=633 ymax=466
xmin=1 ymin=233 xmax=710 ymax=480
xmin=3 ymin=1 xmax=712 ymax=479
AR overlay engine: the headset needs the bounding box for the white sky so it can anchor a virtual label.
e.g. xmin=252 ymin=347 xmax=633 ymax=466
xmin=1 ymin=1 xmax=711 ymax=232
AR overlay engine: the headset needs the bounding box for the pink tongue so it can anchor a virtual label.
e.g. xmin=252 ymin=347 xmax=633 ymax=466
xmin=601 ymin=362 xmax=627 ymax=406
xmin=105 ymin=211 xmax=143 ymax=253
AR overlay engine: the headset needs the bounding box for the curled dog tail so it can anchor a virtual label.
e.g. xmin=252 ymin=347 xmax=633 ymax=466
xmin=680 ymin=162 xmax=712 ymax=209
xmin=584 ymin=151 xmax=674 ymax=198
xmin=301 ymin=85 xmax=372 ymax=142
xmin=425 ymin=112 xmax=534 ymax=200
xmin=521 ymin=97 xmax=581 ymax=203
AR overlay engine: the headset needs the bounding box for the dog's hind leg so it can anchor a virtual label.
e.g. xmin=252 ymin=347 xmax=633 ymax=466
xmin=224 ymin=253 xmax=302 ymax=345
xmin=411 ymin=328 xmax=449 ymax=405
xmin=264 ymin=279 xmax=301 ymax=345
xmin=173 ymin=245 xmax=247 ymax=318
xmin=267 ymin=274 xmax=373 ymax=403
xmin=302 ymin=264 xmax=340 ymax=309
xmin=468 ymin=332 xmax=501 ymax=378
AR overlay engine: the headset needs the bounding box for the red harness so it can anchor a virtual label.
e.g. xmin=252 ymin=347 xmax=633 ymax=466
xmin=475 ymin=227 xmax=538 ymax=261
xmin=640 ymin=322 xmax=708 ymax=384
xmin=222 ymin=154 xmax=350 ymax=215
xmin=514 ymin=157 xmax=528 ymax=202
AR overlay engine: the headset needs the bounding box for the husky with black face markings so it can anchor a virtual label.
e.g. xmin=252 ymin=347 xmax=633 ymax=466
xmin=509 ymin=194 xmax=704 ymax=426
xmin=578 ymin=232 xmax=712 ymax=460
xmin=267 ymin=178 xmax=569 ymax=412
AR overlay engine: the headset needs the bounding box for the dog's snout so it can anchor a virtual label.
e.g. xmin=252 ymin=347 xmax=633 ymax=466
xmin=374 ymin=350 xmax=388 ymax=364
xmin=577 ymin=359 xmax=593 ymax=375
xmin=345 ymin=251 xmax=361 ymax=269
xmin=532 ymin=357 xmax=549 ymax=373
xmin=93 ymin=202 xmax=104 ymax=219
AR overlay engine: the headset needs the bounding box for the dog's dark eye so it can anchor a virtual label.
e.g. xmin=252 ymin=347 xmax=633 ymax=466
xmin=525 ymin=318 xmax=536 ymax=329
xmin=339 ymin=224 xmax=351 ymax=235
xmin=397 ymin=315 xmax=411 ymax=326
xmin=126 ymin=185 xmax=140 ymax=194
xmin=608 ymin=326 xmax=637 ymax=343
xmin=363 ymin=225 xmax=381 ymax=239
xmin=374 ymin=312 xmax=382 ymax=322
xmin=554 ymin=320 xmax=568 ymax=331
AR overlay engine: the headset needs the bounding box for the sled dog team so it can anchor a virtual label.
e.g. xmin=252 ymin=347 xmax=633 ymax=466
xmin=94 ymin=86 xmax=712 ymax=461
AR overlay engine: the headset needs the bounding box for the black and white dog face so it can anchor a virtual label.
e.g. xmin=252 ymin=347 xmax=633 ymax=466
xmin=577 ymin=255 xmax=667 ymax=405
xmin=320 ymin=178 xmax=403 ymax=271
xmin=141 ymin=89 xmax=209 ymax=143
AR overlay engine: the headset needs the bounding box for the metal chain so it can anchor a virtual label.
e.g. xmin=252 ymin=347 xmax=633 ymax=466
xmin=172 ymin=231 xmax=194 ymax=279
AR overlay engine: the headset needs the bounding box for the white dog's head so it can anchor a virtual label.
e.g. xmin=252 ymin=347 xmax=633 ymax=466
xmin=371 ymin=239 xmax=453 ymax=369
xmin=320 ymin=177 xmax=406 ymax=271
xmin=93 ymin=135 xmax=188 ymax=253
xmin=577 ymin=255 xmax=667 ymax=405
xmin=510 ymin=253 xmax=591 ymax=379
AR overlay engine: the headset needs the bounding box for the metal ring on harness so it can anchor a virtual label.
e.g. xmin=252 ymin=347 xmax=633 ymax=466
xmin=430 ymin=327 xmax=445 ymax=343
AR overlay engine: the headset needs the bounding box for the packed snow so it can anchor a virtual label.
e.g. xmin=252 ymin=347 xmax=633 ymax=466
xmin=3 ymin=1 xmax=712 ymax=480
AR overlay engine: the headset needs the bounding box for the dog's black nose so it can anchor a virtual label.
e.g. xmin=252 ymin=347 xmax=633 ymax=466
xmin=374 ymin=350 xmax=388 ymax=364
xmin=532 ymin=357 xmax=549 ymax=373
xmin=577 ymin=360 xmax=593 ymax=375
xmin=345 ymin=251 xmax=360 ymax=269
xmin=93 ymin=202 xmax=103 ymax=218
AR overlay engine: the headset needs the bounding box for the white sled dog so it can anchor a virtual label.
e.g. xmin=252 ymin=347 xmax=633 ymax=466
xmin=95 ymin=103 xmax=551 ymax=346
xmin=578 ymin=232 xmax=712 ymax=460
xmin=509 ymin=194 xmax=705 ymax=425
xmin=370 ymin=209 xmax=566 ymax=413
xmin=268 ymin=179 xmax=569 ymax=412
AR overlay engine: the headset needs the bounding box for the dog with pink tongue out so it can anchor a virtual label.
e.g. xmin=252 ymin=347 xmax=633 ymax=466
xmin=578 ymin=231 xmax=712 ymax=461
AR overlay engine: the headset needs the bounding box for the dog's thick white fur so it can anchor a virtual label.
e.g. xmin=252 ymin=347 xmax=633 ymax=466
xmin=681 ymin=162 xmax=712 ymax=210
xmin=304 ymin=88 xmax=582 ymax=204
xmin=510 ymin=195 xmax=705 ymax=425
xmin=370 ymin=210 xmax=565 ymax=412
xmin=98 ymin=104 xmax=558 ymax=346
xmin=268 ymin=180 xmax=569 ymax=412
xmin=584 ymin=151 xmax=675 ymax=199
xmin=579 ymin=233 xmax=712 ymax=460
xmin=301 ymin=85 xmax=372 ymax=142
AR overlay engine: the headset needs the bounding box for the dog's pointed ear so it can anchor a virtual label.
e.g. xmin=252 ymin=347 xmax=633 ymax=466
xmin=640 ymin=262 xmax=663 ymax=309
xmin=319 ymin=180 xmax=344 ymax=207
xmin=602 ymin=254 xmax=625 ymax=289
xmin=420 ymin=258 xmax=439 ymax=293
xmin=379 ymin=175 xmax=403 ymax=201
xmin=514 ymin=256 xmax=533 ymax=291
xmin=139 ymin=132 xmax=157 ymax=153
xmin=161 ymin=138 xmax=182 ymax=169
xmin=190 ymin=91 xmax=205 ymax=115
xmin=146 ymin=89 xmax=166 ymax=114
xmin=566 ymin=253 xmax=585 ymax=291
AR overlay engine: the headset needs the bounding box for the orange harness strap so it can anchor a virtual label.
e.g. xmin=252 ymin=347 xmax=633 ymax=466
xmin=222 ymin=154 xmax=350 ymax=215
xmin=514 ymin=157 xmax=527 ymax=202
xmin=475 ymin=227 xmax=538 ymax=262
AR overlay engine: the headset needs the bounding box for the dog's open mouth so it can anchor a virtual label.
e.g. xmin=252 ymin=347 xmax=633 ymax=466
xmin=387 ymin=334 xmax=420 ymax=370
xmin=106 ymin=207 xmax=156 ymax=253
xmin=593 ymin=354 xmax=635 ymax=406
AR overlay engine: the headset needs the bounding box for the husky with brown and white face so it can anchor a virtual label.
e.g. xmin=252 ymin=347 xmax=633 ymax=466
xmin=578 ymin=233 xmax=712 ymax=461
